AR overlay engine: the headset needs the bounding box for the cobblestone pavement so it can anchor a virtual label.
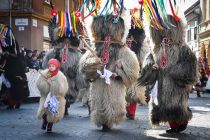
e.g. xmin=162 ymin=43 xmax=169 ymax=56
xmin=0 ymin=93 xmax=209 ymax=140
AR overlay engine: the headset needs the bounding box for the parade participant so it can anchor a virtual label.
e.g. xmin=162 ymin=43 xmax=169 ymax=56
xmin=126 ymin=26 xmax=148 ymax=120
xmin=138 ymin=15 xmax=197 ymax=133
xmin=42 ymin=11 xmax=87 ymax=115
xmin=195 ymin=67 xmax=207 ymax=97
xmin=25 ymin=50 xmax=33 ymax=69
xmin=79 ymin=13 xmax=140 ymax=131
xmin=0 ymin=24 xmax=29 ymax=109
xmin=37 ymin=58 xmax=68 ymax=133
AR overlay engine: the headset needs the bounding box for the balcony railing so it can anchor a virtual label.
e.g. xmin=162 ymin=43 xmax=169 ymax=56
xmin=12 ymin=0 xmax=32 ymax=12
xmin=0 ymin=0 xmax=32 ymax=12
xmin=199 ymin=19 xmax=210 ymax=38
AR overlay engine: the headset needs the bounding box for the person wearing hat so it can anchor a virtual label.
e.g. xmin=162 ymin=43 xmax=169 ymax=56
xmin=138 ymin=15 xmax=197 ymax=133
xmin=79 ymin=13 xmax=140 ymax=131
xmin=1 ymin=38 xmax=29 ymax=109
xmin=37 ymin=58 xmax=68 ymax=133
xmin=126 ymin=26 xmax=148 ymax=120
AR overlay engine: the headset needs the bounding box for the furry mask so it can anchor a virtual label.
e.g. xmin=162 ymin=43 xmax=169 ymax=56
xmin=150 ymin=15 xmax=184 ymax=47
xmin=127 ymin=26 xmax=146 ymax=54
xmin=85 ymin=10 xmax=131 ymax=44
xmin=128 ymin=26 xmax=146 ymax=44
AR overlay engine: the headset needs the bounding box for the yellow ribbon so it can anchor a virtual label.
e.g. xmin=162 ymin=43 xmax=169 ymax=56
xmin=146 ymin=0 xmax=163 ymax=29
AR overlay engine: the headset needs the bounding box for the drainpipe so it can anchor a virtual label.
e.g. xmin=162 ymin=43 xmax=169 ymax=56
xmin=197 ymin=3 xmax=201 ymax=59
xmin=65 ymin=0 xmax=69 ymax=12
xmin=9 ymin=0 xmax=13 ymax=45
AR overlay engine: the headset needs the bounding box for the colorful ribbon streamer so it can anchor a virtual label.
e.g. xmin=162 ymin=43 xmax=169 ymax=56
xmin=51 ymin=0 xmax=182 ymax=34
xmin=169 ymin=0 xmax=180 ymax=22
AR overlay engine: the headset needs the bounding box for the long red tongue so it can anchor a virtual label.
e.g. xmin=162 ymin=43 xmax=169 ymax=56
xmin=102 ymin=36 xmax=111 ymax=65
xmin=160 ymin=55 xmax=167 ymax=68
xmin=62 ymin=46 xmax=67 ymax=63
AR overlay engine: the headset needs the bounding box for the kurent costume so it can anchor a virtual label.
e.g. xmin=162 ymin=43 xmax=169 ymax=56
xmin=79 ymin=14 xmax=140 ymax=130
xmin=37 ymin=58 xmax=68 ymax=132
xmin=0 ymin=24 xmax=29 ymax=109
xmin=42 ymin=12 xmax=86 ymax=115
xmin=126 ymin=26 xmax=148 ymax=120
xmin=138 ymin=15 xmax=197 ymax=133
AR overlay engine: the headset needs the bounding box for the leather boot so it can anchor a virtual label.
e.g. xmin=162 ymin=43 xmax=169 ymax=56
xmin=41 ymin=114 xmax=48 ymax=130
xmin=47 ymin=123 xmax=53 ymax=133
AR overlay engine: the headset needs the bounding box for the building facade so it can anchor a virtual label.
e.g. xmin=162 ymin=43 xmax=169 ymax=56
xmin=0 ymin=0 xmax=76 ymax=51
xmin=199 ymin=0 xmax=210 ymax=65
xmin=184 ymin=0 xmax=200 ymax=58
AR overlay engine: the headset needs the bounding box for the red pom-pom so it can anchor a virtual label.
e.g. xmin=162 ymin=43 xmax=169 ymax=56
xmin=138 ymin=0 xmax=143 ymax=5
xmin=75 ymin=11 xmax=81 ymax=17
xmin=50 ymin=10 xmax=58 ymax=16
xmin=133 ymin=7 xmax=139 ymax=13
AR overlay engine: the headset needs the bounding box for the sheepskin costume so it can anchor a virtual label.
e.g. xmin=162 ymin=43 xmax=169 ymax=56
xmin=37 ymin=59 xmax=68 ymax=124
xmin=79 ymin=13 xmax=140 ymax=130
xmin=126 ymin=26 xmax=148 ymax=105
xmin=138 ymin=15 xmax=197 ymax=132
xmin=125 ymin=26 xmax=148 ymax=119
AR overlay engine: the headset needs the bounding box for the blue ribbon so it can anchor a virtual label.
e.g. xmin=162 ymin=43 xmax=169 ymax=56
xmin=152 ymin=0 xmax=166 ymax=29
xmin=80 ymin=0 xmax=88 ymax=13
xmin=66 ymin=12 xmax=71 ymax=37
xmin=100 ymin=0 xmax=110 ymax=15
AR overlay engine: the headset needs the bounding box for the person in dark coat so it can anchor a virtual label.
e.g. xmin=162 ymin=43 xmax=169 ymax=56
xmin=25 ymin=49 xmax=33 ymax=69
xmin=31 ymin=53 xmax=40 ymax=70
xmin=2 ymin=40 xmax=29 ymax=109
xmin=195 ymin=68 xmax=208 ymax=97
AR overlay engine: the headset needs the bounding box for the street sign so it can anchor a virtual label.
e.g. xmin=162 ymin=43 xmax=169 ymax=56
xmin=15 ymin=18 xmax=28 ymax=26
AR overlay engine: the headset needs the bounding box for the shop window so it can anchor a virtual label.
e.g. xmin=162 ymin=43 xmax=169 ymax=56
xmin=43 ymin=41 xmax=50 ymax=51
xmin=43 ymin=26 xmax=49 ymax=38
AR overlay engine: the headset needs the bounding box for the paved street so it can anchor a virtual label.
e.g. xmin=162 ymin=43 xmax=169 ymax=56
xmin=0 ymin=93 xmax=210 ymax=140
